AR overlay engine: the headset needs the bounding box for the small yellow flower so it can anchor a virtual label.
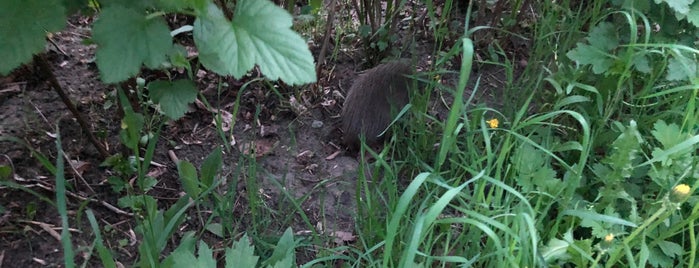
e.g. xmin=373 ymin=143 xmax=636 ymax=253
xmin=671 ymin=184 xmax=691 ymax=203
xmin=604 ymin=233 xmax=614 ymax=242
xmin=486 ymin=118 xmax=499 ymax=128
xmin=600 ymin=233 xmax=615 ymax=249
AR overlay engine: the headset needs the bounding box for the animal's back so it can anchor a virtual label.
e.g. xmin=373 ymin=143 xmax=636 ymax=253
xmin=341 ymin=61 xmax=414 ymax=149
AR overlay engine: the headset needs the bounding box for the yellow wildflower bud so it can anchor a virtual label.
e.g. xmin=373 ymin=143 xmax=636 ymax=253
xmin=671 ymin=184 xmax=691 ymax=203
xmin=486 ymin=118 xmax=499 ymax=128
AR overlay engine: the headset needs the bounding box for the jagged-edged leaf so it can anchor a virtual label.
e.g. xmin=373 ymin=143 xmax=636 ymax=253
xmin=194 ymin=0 xmax=316 ymax=85
xmin=93 ymin=5 xmax=171 ymax=83
xmin=0 ymin=0 xmax=66 ymax=75
xmin=225 ymin=234 xmax=259 ymax=268
xmin=567 ymin=43 xmax=614 ymax=74
xmin=662 ymin=0 xmax=692 ymax=15
xmin=148 ymin=80 xmax=198 ymax=120
xmin=666 ymin=55 xmax=697 ymax=81
xmin=687 ymin=1 xmax=699 ymax=27
xmin=587 ymin=22 xmax=618 ymax=51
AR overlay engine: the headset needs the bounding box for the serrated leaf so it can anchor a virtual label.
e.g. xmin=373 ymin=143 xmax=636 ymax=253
xmin=0 ymin=0 xmax=66 ymax=75
xmin=225 ymin=234 xmax=259 ymax=268
xmin=148 ymin=80 xmax=198 ymax=120
xmin=632 ymin=54 xmax=651 ymax=73
xmin=687 ymin=1 xmax=699 ymax=27
xmin=605 ymin=121 xmax=643 ymax=179
xmin=193 ymin=0 xmax=316 ymax=85
xmin=648 ymin=244 xmax=673 ymax=268
xmin=587 ymin=22 xmax=618 ymax=51
xmin=567 ymin=43 xmax=614 ymax=74
xmin=651 ymin=120 xmax=683 ymax=148
xmin=170 ymin=235 xmax=216 ymax=267
xmin=200 ymin=148 xmax=222 ymax=188
xmin=93 ymin=5 xmax=171 ymax=83
xmin=666 ymin=56 xmax=697 ymax=81
xmin=177 ymin=160 xmax=200 ymax=198
xmin=657 ymin=240 xmax=682 ymax=258
xmin=662 ymin=0 xmax=692 ymax=15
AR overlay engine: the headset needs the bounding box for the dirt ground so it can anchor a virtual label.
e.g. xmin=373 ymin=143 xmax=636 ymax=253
xmin=0 ymin=5 xmax=518 ymax=266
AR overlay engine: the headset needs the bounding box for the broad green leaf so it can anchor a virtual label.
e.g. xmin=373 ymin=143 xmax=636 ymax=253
xmin=648 ymin=244 xmax=673 ymax=267
xmin=666 ymin=55 xmax=697 ymax=81
xmin=567 ymin=43 xmax=614 ymax=74
xmin=169 ymin=233 xmax=215 ymax=267
xmin=225 ymin=234 xmax=259 ymax=268
xmin=661 ymin=0 xmax=692 ymax=15
xmin=587 ymin=22 xmax=618 ymax=51
xmin=200 ymin=148 xmax=222 ymax=188
xmin=93 ymin=5 xmax=171 ymax=83
xmin=148 ymin=80 xmax=198 ymax=120
xmin=119 ymin=109 xmax=144 ymax=150
xmin=177 ymin=160 xmax=200 ymax=198
xmin=651 ymin=120 xmax=683 ymax=148
xmin=195 ymin=241 xmax=216 ymax=267
xmin=194 ymin=0 xmax=316 ymax=85
xmin=687 ymin=1 xmax=699 ymax=27
xmin=155 ymin=0 xmax=208 ymax=13
xmin=0 ymin=0 xmax=66 ymax=75
xmin=262 ymin=227 xmax=296 ymax=267
xmin=632 ymin=54 xmax=651 ymax=73
xmin=657 ymin=240 xmax=682 ymax=258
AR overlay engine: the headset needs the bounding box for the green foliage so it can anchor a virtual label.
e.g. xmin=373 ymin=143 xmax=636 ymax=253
xmin=2 ymin=0 xmax=316 ymax=122
xmin=163 ymin=228 xmax=296 ymax=268
xmin=148 ymin=80 xmax=198 ymax=120
xmin=0 ymin=0 xmax=66 ymax=75
xmin=92 ymin=5 xmax=171 ymax=83
xmin=194 ymin=0 xmax=316 ymax=85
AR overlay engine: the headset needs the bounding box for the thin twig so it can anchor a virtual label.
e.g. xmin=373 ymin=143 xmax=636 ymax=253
xmin=34 ymin=54 xmax=110 ymax=159
xmin=316 ymin=0 xmax=337 ymax=78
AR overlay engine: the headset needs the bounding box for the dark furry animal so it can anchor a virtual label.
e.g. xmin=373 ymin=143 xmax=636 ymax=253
xmin=341 ymin=61 xmax=414 ymax=149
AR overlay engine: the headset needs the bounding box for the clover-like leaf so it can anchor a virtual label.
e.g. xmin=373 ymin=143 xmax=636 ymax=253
xmin=93 ymin=5 xmax=171 ymax=83
xmin=148 ymin=80 xmax=198 ymax=120
xmin=194 ymin=0 xmax=316 ymax=86
xmin=0 ymin=0 xmax=66 ymax=75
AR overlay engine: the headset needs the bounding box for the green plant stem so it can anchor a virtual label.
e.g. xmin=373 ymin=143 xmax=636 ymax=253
xmin=605 ymin=200 xmax=670 ymax=267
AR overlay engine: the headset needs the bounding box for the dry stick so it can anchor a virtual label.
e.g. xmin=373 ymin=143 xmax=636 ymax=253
xmin=316 ymin=0 xmax=337 ymax=78
xmin=34 ymin=54 xmax=110 ymax=159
